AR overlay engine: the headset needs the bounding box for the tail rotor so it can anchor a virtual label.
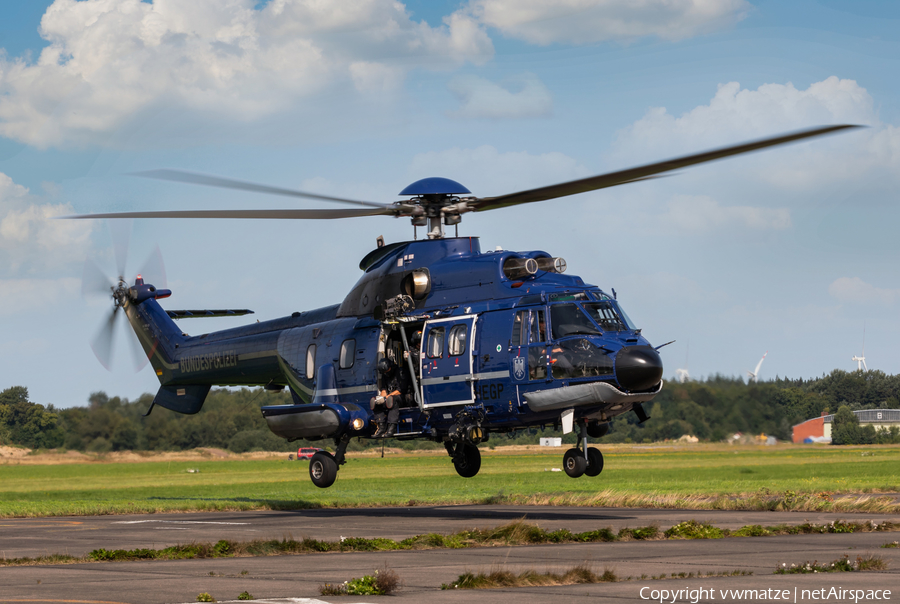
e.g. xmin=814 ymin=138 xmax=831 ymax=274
xmin=82 ymin=221 xmax=167 ymax=372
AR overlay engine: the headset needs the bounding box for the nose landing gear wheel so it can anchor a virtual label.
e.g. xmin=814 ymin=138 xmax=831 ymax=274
xmin=584 ymin=447 xmax=604 ymax=477
xmin=309 ymin=451 xmax=338 ymax=488
xmin=453 ymin=443 xmax=481 ymax=478
xmin=563 ymin=448 xmax=586 ymax=478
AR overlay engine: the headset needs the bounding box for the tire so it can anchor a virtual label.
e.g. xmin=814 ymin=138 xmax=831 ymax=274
xmin=584 ymin=447 xmax=604 ymax=477
xmin=453 ymin=443 xmax=481 ymax=478
xmin=309 ymin=451 xmax=338 ymax=488
xmin=563 ymin=448 xmax=587 ymax=478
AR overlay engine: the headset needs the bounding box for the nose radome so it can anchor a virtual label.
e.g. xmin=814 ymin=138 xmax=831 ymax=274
xmin=615 ymin=345 xmax=663 ymax=392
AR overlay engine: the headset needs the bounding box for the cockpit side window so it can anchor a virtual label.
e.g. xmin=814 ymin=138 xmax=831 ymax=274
xmin=550 ymin=304 xmax=601 ymax=338
xmin=530 ymin=310 xmax=546 ymax=343
xmin=511 ymin=310 xmax=528 ymax=346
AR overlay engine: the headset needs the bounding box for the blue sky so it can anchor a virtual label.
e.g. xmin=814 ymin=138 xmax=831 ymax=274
xmin=1 ymin=0 xmax=898 ymax=408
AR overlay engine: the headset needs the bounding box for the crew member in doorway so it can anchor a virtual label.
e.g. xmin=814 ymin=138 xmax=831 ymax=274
xmin=408 ymin=330 xmax=422 ymax=372
xmin=371 ymin=357 xmax=408 ymax=438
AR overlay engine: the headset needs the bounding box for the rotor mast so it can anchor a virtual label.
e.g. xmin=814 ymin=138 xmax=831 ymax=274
xmin=398 ymin=178 xmax=474 ymax=240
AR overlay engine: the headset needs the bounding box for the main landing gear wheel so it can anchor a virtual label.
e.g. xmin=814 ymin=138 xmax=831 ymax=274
xmin=584 ymin=447 xmax=604 ymax=477
xmin=563 ymin=448 xmax=586 ymax=478
xmin=453 ymin=443 xmax=481 ymax=478
xmin=309 ymin=451 xmax=338 ymax=488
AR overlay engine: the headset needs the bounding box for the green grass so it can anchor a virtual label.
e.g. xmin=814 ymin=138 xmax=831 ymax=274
xmin=2 ymin=518 xmax=897 ymax=567
xmin=1 ymin=444 xmax=898 ymax=517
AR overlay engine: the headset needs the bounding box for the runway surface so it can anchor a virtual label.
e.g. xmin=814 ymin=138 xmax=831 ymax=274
xmin=1 ymin=506 xmax=897 ymax=603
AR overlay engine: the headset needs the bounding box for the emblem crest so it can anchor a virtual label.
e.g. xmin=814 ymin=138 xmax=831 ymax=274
xmin=513 ymin=356 xmax=526 ymax=381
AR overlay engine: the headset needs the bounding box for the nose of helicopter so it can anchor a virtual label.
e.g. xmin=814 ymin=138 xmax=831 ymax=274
xmin=615 ymin=345 xmax=663 ymax=392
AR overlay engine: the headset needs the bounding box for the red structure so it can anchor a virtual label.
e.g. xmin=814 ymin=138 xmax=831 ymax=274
xmin=792 ymin=412 xmax=827 ymax=443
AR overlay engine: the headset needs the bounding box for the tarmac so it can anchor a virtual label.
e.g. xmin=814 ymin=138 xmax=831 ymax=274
xmin=0 ymin=506 xmax=897 ymax=603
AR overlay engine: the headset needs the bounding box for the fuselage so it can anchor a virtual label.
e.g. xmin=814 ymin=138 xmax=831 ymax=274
xmin=125 ymin=237 xmax=663 ymax=442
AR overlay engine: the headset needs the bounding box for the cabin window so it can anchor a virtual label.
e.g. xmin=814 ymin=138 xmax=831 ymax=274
xmin=427 ymin=327 xmax=445 ymax=359
xmin=550 ymin=303 xmax=601 ymax=338
xmin=339 ymin=339 xmax=356 ymax=369
xmin=306 ymin=344 xmax=317 ymax=379
xmin=448 ymin=325 xmax=467 ymax=356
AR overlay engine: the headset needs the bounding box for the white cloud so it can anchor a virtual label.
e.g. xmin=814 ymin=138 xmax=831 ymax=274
xmin=828 ymin=277 xmax=899 ymax=306
xmin=611 ymin=77 xmax=900 ymax=192
xmin=660 ymin=194 xmax=791 ymax=231
xmin=0 ymin=0 xmax=493 ymax=148
xmin=349 ymin=61 xmax=405 ymax=94
xmin=0 ymin=277 xmax=80 ymax=315
xmin=448 ymin=73 xmax=552 ymax=119
xmin=616 ymin=77 xmax=875 ymax=151
xmin=467 ymin=0 xmax=749 ymax=45
xmin=0 ymin=172 xmax=94 ymax=275
xmin=408 ymin=145 xmax=587 ymax=195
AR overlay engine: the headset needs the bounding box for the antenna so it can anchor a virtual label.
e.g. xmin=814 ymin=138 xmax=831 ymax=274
xmin=746 ymin=351 xmax=767 ymax=383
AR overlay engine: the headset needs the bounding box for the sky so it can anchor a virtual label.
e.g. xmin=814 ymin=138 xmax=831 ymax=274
xmin=1 ymin=0 xmax=899 ymax=409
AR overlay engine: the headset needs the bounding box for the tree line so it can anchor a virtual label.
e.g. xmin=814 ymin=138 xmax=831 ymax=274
xmin=2 ymin=368 xmax=899 ymax=452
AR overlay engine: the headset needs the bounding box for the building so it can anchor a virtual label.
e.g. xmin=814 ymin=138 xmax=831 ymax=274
xmin=791 ymin=409 xmax=900 ymax=443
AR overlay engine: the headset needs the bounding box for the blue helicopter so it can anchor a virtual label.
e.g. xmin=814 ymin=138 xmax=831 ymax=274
xmin=69 ymin=125 xmax=855 ymax=488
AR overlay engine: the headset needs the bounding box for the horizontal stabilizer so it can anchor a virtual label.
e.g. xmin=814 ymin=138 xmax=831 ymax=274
xmin=152 ymin=384 xmax=211 ymax=415
xmin=166 ymin=309 xmax=254 ymax=319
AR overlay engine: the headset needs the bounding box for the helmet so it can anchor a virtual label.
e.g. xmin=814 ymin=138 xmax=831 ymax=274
xmin=411 ymin=330 xmax=422 ymax=345
xmin=377 ymin=358 xmax=393 ymax=373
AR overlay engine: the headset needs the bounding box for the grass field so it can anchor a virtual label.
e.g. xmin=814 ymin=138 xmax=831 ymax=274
xmin=1 ymin=444 xmax=898 ymax=517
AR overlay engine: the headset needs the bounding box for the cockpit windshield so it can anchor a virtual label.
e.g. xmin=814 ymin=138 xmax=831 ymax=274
xmin=614 ymin=303 xmax=637 ymax=330
xmin=550 ymin=304 xmax=601 ymax=338
xmin=583 ymin=301 xmax=631 ymax=332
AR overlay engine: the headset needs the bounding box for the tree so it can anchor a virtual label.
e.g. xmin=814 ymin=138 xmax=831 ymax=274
xmin=830 ymin=405 xmax=875 ymax=445
xmin=0 ymin=386 xmax=64 ymax=449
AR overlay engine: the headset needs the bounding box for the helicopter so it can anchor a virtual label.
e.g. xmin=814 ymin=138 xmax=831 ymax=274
xmin=67 ymin=124 xmax=856 ymax=488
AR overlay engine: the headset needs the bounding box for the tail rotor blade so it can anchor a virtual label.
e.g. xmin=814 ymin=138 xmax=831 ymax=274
xmin=127 ymin=328 xmax=153 ymax=373
xmin=82 ymin=258 xmax=114 ymax=298
xmin=91 ymin=308 xmax=121 ymax=371
xmin=138 ymin=245 xmax=167 ymax=289
xmin=108 ymin=219 xmax=133 ymax=280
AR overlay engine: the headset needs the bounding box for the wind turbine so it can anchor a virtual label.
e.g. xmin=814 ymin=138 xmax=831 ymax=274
xmin=675 ymin=343 xmax=690 ymax=383
xmin=852 ymin=325 xmax=868 ymax=372
xmin=747 ymin=351 xmax=768 ymax=383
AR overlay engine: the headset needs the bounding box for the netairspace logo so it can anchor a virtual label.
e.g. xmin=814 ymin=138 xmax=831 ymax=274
xmin=639 ymin=586 xmax=893 ymax=603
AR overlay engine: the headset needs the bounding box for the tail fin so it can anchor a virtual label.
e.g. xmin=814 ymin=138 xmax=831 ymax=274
xmin=123 ymin=295 xmax=186 ymax=384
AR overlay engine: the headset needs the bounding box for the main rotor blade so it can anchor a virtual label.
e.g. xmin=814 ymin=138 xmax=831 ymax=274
xmin=134 ymin=169 xmax=391 ymax=210
xmin=91 ymin=308 xmax=120 ymax=371
xmin=63 ymin=208 xmax=393 ymax=220
xmin=471 ymin=124 xmax=861 ymax=212
xmin=82 ymin=258 xmax=114 ymax=298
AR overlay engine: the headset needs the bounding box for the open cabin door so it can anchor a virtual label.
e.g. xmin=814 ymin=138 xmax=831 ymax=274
xmin=420 ymin=315 xmax=477 ymax=408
